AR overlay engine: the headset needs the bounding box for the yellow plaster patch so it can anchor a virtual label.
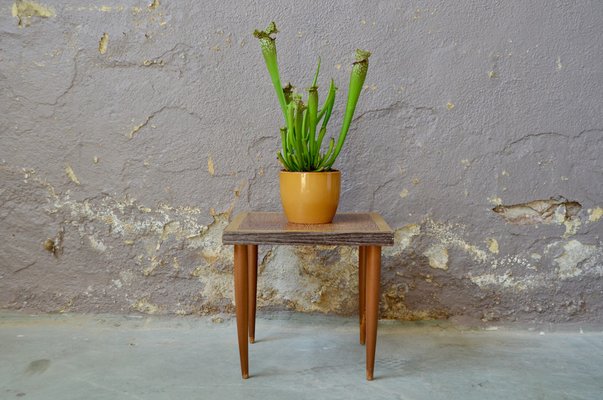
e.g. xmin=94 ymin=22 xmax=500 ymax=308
xmin=423 ymin=244 xmax=448 ymax=270
xmin=65 ymin=164 xmax=80 ymax=185
xmin=98 ymin=32 xmax=109 ymax=54
xmin=208 ymin=156 xmax=215 ymax=176
xmin=588 ymin=207 xmax=603 ymax=222
xmin=12 ymin=1 xmax=54 ymax=27
xmin=487 ymin=238 xmax=499 ymax=254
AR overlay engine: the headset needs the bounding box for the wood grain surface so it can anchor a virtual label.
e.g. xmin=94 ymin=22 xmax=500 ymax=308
xmin=223 ymin=212 xmax=394 ymax=246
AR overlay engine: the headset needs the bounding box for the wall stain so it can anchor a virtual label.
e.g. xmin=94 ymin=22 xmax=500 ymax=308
xmin=24 ymin=359 xmax=50 ymax=375
xmin=3 ymin=165 xmax=603 ymax=321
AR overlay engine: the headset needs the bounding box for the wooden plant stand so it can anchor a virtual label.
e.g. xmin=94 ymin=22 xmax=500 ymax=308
xmin=222 ymin=212 xmax=394 ymax=380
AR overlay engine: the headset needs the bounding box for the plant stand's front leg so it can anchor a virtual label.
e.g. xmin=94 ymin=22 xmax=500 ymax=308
xmin=359 ymin=245 xmax=367 ymax=345
xmin=234 ymin=244 xmax=249 ymax=379
xmin=365 ymin=245 xmax=381 ymax=381
xmin=248 ymin=244 xmax=258 ymax=344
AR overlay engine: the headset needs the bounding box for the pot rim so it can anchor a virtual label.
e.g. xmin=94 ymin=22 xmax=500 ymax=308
xmin=279 ymin=169 xmax=340 ymax=175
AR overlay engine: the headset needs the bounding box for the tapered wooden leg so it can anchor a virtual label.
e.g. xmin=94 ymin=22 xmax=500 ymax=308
xmin=365 ymin=245 xmax=381 ymax=381
xmin=234 ymin=244 xmax=249 ymax=379
xmin=358 ymin=246 xmax=367 ymax=345
xmin=247 ymin=244 xmax=258 ymax=344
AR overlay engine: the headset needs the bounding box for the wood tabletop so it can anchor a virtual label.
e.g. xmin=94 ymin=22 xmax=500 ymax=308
xmin=222 ymin=212 xmax=394 ymax=246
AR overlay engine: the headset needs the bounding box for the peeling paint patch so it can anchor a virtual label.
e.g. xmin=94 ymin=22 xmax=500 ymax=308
xmin=384 ymin=224 xmax=420 ymax=256
xmin=555 ymin=240 xmax=599 ymax=279
xmin=12 ymin=0 xmax=54 ymax=27
xmin=490 ymin=255 xmax=534 ymax=271
xmin=98 ymin=33 xmax=109 ymax=55
xmin=588 ymin=207 xmax=603 ymax=222
xmin=469 ymin=271 xmax=538 ymax=291
xmin=423 ymin=244 xmax=448 ymax=270
xmin=493 ymin=197 xmax=581 ymax=226
xmin=132 ymin=298 xmax=160 ymax=314
xmin=142 ymin=59 xmax=165 ymax=67
xmin=487 ymin=238 xmax=499 ymax=254
xmin=88 ymin=236 xmax=107 ymax=252
xmin=563 ymin=218 xmax=581 ymax=238
xmin=488 ymin=196 xmax=503 ymax=205
xmin=64 ymin=164 xmax=80 ymax=185
xmin=128 ymin=114 xmax=156 ymax=139
xmin=119 ymin=270 xmax=135 ymax=286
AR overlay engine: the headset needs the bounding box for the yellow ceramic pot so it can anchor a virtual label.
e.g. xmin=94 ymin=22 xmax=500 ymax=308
xmin=280 ymin=170 xmax=341 ymax=224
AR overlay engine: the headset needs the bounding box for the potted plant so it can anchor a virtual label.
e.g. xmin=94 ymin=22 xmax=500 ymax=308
xmin=254 ymin=22 xmax=370 ymax=224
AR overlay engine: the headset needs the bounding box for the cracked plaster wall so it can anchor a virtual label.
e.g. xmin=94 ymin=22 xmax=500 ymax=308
xmin=1 ymin=1 xmax=602 ymax=322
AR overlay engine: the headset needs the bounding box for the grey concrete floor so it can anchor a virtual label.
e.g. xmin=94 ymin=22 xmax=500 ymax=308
xmin=1 ymin=312 xmax=602 ymax=400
